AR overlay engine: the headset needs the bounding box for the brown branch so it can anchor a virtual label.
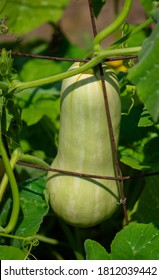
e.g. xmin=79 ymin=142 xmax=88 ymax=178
xmin=87 ymin=0 xmax=129 ymax=225
xmin=0 ymin=48 xmax=137 ymax=62
xmin=87 ymin=0 xmax=98 ymax=36
xmin=16 ymin=161 xmax=159 ymax=181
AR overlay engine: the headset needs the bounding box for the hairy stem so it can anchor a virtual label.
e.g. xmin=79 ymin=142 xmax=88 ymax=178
xmin=12 ymin=46 xmax=141 ymax=94
xmin=35 ymin=234 xmax=67 ymax=247
xmin=0 ymin=150 xmax=20 ymax=202
xmin=0 ymin=151 xmax=49 ymax=202
xmin=0 ymin=144 xmax=21 ymax=233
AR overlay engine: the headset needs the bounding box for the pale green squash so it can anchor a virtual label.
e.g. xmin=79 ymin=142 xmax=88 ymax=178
xmin=47 ymin=62 xmax=121 ymax=228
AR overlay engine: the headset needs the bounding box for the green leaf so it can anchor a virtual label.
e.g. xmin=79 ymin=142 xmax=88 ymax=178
xmin=0 ymin=245 xmax=26 ymax=260
xmin=92 ymin=0 xmax=106 ymax=17
xmin=128 ymin=21 xmax=159 ymax=121
xmin=119 ymin=146 xmax=148 ymax=170
xmin=111 ymin=223 xmax=159 ymax=260
xmin=140 ymin=0 xmax=153 ymax=14
xmin=131 ymin=174 xmax=159 ymax=223
xmin=126 ymin=24 xmax=148 ymax=48
xmin=119 ymin=106 xmax=159 ymax=170
xmin=84 ymin=239 xmax=110 ymax=260
xmin=138 ymin=108 xmax=154 ymax=127
xmin=12 ymin=176 xmax=49 ymax=247
xmin=16 ymin=88 xmax=60 ymax=126
xmin=19 ymin=58 xmax=64 ymax=82
xmin=1 ymin=0 xmax=70 ymax=34
xmin=119 ymin=134 xmax=159 ymax=170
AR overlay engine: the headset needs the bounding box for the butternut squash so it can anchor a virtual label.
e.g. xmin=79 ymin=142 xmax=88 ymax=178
xmin=46 ymin=63 xmax=121 ymax=227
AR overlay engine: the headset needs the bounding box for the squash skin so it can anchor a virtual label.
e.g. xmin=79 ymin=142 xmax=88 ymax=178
xmin=47 ymin=63 xmax=121 ymax=228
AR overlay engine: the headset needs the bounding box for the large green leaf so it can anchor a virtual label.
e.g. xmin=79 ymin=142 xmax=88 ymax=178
xmin=12 ymin=176 xmax=49 ymax=247
xmin=119 ymin=105 xmax=159 ymax=170
xmin=131 ymin=174 xmax=159 ymax=223
xmin=84 ymin=239 xmax=110 ymax=260
xmin=84 ymin=224 xmax=159 ymax=260
xmin=16 ymin=88 xmax=60 ymax=126
xmin=1 ymin=0 xmax=70 ymax=34
xmin=128 ymin=20 xmax=159 ymax=122
xmin=111 ymin=223 xmax=159 ymax=260
xmin=0 ymin=245 xmax=26 ymax=260
xmin=119 ymin=136 xmax=159 ymax=170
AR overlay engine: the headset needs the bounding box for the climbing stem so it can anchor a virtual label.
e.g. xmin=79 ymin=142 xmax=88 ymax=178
xmin=108 ymin=17 xmax=154 ymax=50
xmin=93 ymin=0 xmax=132 ymax=47
xmin=0 ymin=153 xmax=49 ymax=202
xmin=12 ymin=46 xmax=141 ymax=94
xmin=0 ymin=143 xmax=21 ymax=233
xmin=0 ymin=149 xmax=20 ymax=202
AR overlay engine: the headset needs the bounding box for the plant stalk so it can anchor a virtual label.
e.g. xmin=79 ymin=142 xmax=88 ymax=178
xmin=0 ymin=144 xmax=21 ymax=233
xmin=12 ymin=46 xmax=141 ymax=94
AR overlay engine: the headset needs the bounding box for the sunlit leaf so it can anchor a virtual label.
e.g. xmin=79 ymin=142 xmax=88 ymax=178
xmin=0 ymin=246 xmax=26 ymax=260
xmin=84 ymin=239 xmax=110 ymax=260
xmin=12 ymin=176 xmax=49 ymax=247
xmin=1 ymin=0 xmax=70 ymax=34
xmin=128 ymin=21 xmax=159 ymax=121
xmin=111 ymin=223 xmax=159 ymax=260
xmin=138 ymin=108 xmax=154 ymax=127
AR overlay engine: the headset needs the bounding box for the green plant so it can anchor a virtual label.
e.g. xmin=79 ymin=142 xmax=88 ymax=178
xmin=0 ymin=0 xmax=159 ymax=260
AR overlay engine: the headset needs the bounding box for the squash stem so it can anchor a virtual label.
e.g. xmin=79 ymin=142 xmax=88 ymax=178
xmin=12 ymin=46 xmax=141 ymax=94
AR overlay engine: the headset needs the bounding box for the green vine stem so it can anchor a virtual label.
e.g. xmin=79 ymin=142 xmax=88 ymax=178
xmin=0 ymin=231 xmax=66 ymax=247
xmin=0 ymin=152 xmax=50 ymax=202
xmin=109 ymin=17 xmax=154 ymax=50
xmin=113 ymin=0 xmax=121 ymax=40
xmin=0 ymin=141 xmax=49 ymax=233
xmin=0 ymin=144 xmax=20 ymax=233
xmin=0 ymin=149 xmax=20 ymax=202
xmin=93 ymin=0 xmax=132 ymax=47
xmin=11 ymin=46 xmax=141 ymax=94
xmin=34 ymin=234 xmax=67 ymax=247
